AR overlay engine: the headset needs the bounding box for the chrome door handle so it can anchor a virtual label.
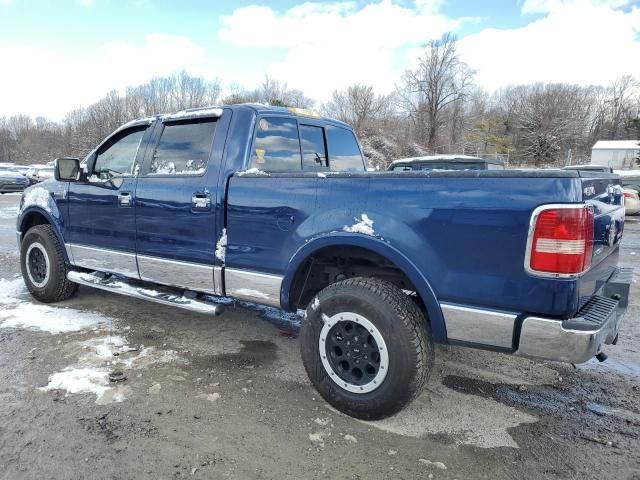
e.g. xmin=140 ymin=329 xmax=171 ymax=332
xmin=192 ymin=193 xmax=211 ymax=209
xmin=118 ymin=191 xmax=132 ymax=207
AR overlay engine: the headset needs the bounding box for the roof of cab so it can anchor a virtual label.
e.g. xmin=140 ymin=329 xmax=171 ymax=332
xmin=123 ymin=104 xmax=352 ymax=130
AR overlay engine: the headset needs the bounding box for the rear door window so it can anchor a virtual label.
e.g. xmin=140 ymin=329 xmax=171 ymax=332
xmin=300 ymin=125 xmax=328 ymax=170
xmin=251 ymin=117 xmax=302 ymax=172
xmin=326 ymin=126 xmax=365 ymax=171
xmin=149 ymin=120 xmax=216 ymax=176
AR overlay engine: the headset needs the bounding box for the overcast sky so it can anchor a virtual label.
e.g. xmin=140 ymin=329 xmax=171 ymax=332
xmin=1 ymin=0 xmax=639 ymax=120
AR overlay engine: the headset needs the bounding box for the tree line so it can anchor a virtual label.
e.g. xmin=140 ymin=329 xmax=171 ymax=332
xmin=1 ymin=34 xmax=638 ymax=169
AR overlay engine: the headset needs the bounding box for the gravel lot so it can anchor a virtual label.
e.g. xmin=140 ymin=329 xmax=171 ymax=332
xmin=1 ymin=192 xmax=639 ymax=480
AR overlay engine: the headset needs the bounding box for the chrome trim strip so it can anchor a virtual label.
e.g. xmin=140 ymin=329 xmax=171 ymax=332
xmin=214 ymin=266 xmax=223 ymax=294
xmin=225 ymin=268 xmax=282 ymax=307
xmin=64 ymin=243 xmax=74 ymax=263
xmin=67 ymin=243 xmax=139 ymax=278
xmin=137 ymin=255 xmax=216 ymax=294
xmin=524 ymin=203 xmax=593 ymax=279
xmin=442 ymin=303 xmax=517 ymax=349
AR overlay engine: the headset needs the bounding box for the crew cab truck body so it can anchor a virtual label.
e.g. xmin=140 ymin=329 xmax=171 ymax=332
xmin=17 ymin=104 xmax=632 ymax=419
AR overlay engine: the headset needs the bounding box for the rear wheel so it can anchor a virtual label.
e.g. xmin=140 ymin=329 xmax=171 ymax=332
xmin=20 ymin=224 xmax=78 ymax=303
xmin=300 ymin=277 xmax=434 ymax=420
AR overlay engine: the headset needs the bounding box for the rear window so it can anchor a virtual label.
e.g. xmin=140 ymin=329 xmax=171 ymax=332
xmin=149 ymin=120 xmax=216 ymax=176
xmin=251 ymin=117 xmax=301 ymax=172
xmin=300 ymin=125 xmax=328 ymax=170
xmin=326 ymin=126 xmax=365 ymax=172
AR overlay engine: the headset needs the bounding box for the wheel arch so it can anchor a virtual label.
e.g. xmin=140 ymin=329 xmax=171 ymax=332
xmin=18 ymin=207 xmax=70 ymax=263
xmin=281 ymin=233 xmax=446 ymax=342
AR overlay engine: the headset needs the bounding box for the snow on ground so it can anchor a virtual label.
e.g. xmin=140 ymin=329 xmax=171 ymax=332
xmin=40 ymin=367 xmax=113 ymax=399
xmin=0 ymin=205 xmax=18 ymax=219
xmin=0 ymin=278 xmax=112 ymax=333
xmin=343 ymin=213 xmax=375 ymax=235
xmin=0 ymin=276 xmax=181 ymax=403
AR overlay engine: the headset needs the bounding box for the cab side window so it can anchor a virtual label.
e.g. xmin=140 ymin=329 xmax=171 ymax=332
xmin=149 ymin=120 xmax=217 ymax=176
xmin=93 ymin=128 xmax=145 ymax=179
xmin=326 ymin=126 xmax=365 ymax=172
xmin=251 ymin=117 xmax=302 ymax=172
xmin=300 ymin=125 xmax=328 ymax=171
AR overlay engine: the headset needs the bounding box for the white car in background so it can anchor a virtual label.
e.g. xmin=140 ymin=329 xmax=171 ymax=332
xmin=624 ymin=188 xmax=640 ymax=215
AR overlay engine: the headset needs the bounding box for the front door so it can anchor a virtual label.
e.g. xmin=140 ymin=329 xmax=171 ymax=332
xmin=66 ymin=125 xmax=150 ymax=278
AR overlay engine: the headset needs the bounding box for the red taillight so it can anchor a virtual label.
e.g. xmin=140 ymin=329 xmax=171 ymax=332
xmin=528 ymin=206 xmax=594 ymax=276
xmin=624 ymin=191 xmax=638 ymax=200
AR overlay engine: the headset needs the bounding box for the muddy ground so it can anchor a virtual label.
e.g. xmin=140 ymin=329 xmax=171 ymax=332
xmin=0 ymin=193 xmax=638 ymax=480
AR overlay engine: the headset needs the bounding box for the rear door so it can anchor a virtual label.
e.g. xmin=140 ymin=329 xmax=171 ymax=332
xmin=134 ymin=114 xmax=229 ymax=294
xmin=66 ymin=125 xmax=151 ymax=277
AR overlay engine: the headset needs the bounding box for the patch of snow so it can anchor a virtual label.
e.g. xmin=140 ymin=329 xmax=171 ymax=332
xmin=0 ymin=278 xmax=26 ymax=305
xmin=161 ymin=107 xmax=223 ymax=120
xmin=197 ymin=392 xmax=221 ymax=402
xmin=317 ymin=172 xmax=327 ymax=178
xmin=0 ymin=303 xmax=110 ymax=334
xmin=0 ymin=206 xmax=19 ymax=219
xmin=117 ymin=116 xmax=155 ymax=131
xmin=85 ymin=336 xmax=127 ymax=360
xmin=311 ymin=296 xmax=320 ymax=311
xmin=237 ymin=168 xmax=269 ymax=176
xmin=617 ymin=169 xmax=640 ymax=177
xmin=21 ymin=186 xmax=58 ymax=217
xmin=215 ymin=228 xmax=227 ymax=263
xmin=344 ymin=434 xmax=358 ymax=443
xmin=343 ymin=213 xmax=375 ymax=235
xmin=39 ymin=367 xmax=113 ymax=401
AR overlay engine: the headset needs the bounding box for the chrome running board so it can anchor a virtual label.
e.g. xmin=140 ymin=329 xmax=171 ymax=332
xmin=68 ymin=270 xmax=224 ymax=316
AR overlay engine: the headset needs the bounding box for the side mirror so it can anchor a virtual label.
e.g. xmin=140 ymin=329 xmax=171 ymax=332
xmin=54 ymin=158 xmax=80 ymax=181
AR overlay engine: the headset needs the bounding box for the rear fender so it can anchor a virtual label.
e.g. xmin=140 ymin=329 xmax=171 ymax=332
xmin=281 ymin=233 xmax=447 ymax=343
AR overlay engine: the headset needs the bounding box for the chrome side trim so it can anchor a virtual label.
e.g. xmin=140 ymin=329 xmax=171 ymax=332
xmin=67 ymin=243 xmax=139 ymax=278
xmin=524 ymin=203 xmax=592 ymax=279
xmin=225 ymin=268 xmax=282 ymax=307
xmin=137 ymin=255 xmax=216 ymax=295
xmin=442 ymin=303 xmax=517 ymax=349
xmin=64 ymin=243 xmax=74 ymax=263
xmin=214 ymin=266 xmax=223 ymax=294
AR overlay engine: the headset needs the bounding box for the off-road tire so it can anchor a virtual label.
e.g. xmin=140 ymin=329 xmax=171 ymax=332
xmin=300 ymin=277 xmax=434 ymax=420
xmin=20 ymin=224 xmax=78 ymax=303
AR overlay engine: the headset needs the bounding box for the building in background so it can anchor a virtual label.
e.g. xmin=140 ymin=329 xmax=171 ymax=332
xmin=591 ymin=140 xmax=640 ymax=169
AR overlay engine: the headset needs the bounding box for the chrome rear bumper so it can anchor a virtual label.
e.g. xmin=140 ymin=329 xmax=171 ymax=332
xmin=515 ymin=268 xmax=632 ymax=364
xmin=442 ymin=268 xmax=632 ymax=364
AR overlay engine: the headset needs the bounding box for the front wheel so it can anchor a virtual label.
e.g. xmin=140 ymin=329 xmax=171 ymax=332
xmin=300 ymin=277 xmax=434 ymax=420
xmin=20 ymin=224 xmax=78 ymax=303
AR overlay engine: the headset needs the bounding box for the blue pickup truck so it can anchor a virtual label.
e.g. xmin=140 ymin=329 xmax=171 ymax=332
xmin=16 ymin=104 xmax=632 ymax=419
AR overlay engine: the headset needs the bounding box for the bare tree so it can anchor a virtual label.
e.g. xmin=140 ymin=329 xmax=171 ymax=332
xmin=322 ymin=85 xmax=393 ymax=134
xmin=398 ymin=33 xmax=474 ymax=149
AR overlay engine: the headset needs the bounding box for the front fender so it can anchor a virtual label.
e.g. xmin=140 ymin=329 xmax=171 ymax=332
xmin=17 ymin=190 xmax=69 ymax=263
xmin=281 ymin=232 xmax=447 ymax=343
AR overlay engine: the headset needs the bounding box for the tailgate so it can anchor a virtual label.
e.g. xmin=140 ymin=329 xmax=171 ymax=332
xmin=578 ymin=173 xmax=625 ymax=305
